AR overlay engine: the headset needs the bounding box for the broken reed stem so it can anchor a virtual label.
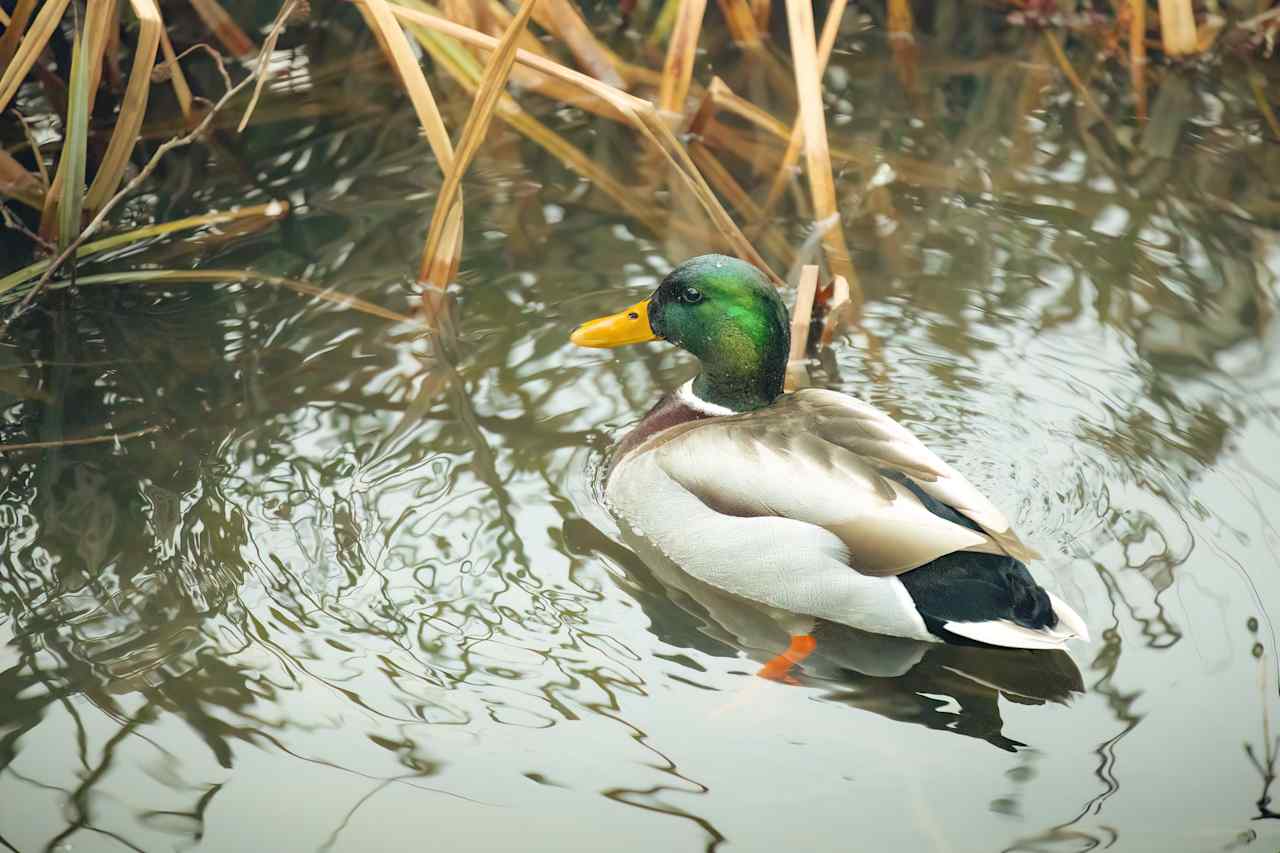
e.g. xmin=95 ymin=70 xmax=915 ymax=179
xmin=1158 ymin=0 xmax=1198 ymax=56
xmin=690 ymin=76 xmax=791 ymax=140
xmin=784 ymin=264 xmax=819 ymax=391
xmin=820 ymin=274 xmax=852 ymax=347
xmin=0 ymin=148 xmax=44 ymax=210
xmin=658 ymin=0 xmax=707 ymax=115
xmin=359 ymin=0 xmax=463 ymax=295
xmin=755 ymin=0 xmax=845 ymax=230
xmin=783 ymin=0 xmax=860 ymax=306
xmin=157 ymin=24 xmax=194 ymax=120
xmin=420 ymin=0 xmax=540 ymax=290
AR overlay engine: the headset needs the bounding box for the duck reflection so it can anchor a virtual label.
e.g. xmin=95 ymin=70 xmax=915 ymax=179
xmin=565 ymin=517 xmax=1082 ymax=752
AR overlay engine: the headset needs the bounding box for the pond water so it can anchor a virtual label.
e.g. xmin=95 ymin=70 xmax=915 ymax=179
xmin=2 ymin=4 xmax=1280 ymax=851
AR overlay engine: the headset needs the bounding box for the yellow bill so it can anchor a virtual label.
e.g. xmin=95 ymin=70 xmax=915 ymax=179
xmin=570 ymin=299 xmax=658 ymax=348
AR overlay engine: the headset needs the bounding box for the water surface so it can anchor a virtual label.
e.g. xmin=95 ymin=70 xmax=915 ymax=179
xmin=2 ymin=5 xmax=1280 ymax=851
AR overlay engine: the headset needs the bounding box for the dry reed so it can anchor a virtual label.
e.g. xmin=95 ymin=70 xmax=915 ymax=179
xmin=784 ymin=0 xmax=860 ymax=306
xmin=1 ymin=0 xmax=1269 ymax=355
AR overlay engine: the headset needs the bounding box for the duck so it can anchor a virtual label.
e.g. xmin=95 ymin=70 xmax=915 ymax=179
xmin=570 ymin=254 xmax=1089 ymax=678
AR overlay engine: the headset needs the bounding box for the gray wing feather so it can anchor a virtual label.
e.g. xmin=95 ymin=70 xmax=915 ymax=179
xmin=644 ymin=388 xmax=1040 ymax=577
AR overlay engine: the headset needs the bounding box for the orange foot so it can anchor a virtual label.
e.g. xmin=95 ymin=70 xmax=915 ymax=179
xmin=757 ymin=634 xmax=817 ymax=682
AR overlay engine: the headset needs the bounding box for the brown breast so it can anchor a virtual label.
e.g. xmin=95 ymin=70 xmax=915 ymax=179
xmin=611 ymin=391 xmax=715 ymax=467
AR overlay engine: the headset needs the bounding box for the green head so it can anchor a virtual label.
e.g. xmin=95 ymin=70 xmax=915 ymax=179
xmin=571 ymin=255 xmax=790 ymax=412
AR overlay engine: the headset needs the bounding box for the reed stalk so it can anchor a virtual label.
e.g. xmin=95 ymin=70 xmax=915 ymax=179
xmin=84 ymin=0 xmax=162 ymax=213
xmin=1158 ymin=0 xmax=1199 ymax=56
xmin=755 ymin=0 xmax=845 ymax=229
xmin=784 ymin=0 xmax=860 ymax=303
xmin=188 ymin=0 xmax=257 ymax=60
xmin=658 ymin=0 xmax=707 ymax=116
xmin=0 ymin=0 xmax=38 ymax=72
xmin=0 ymin=0 xmax=72 ymax=113
xmin=784 ymin=264 xmax=819 ymax=391
xmin=420 ymin=0 xmax=541 ymax=293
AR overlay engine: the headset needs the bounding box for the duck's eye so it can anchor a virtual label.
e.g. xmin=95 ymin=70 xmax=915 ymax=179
xmin=681 ymin=287 xmax=703 ymax=304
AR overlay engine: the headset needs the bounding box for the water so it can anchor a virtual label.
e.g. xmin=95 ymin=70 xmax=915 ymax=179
xmin=2 ymin=4 xmax=1280 ymax=851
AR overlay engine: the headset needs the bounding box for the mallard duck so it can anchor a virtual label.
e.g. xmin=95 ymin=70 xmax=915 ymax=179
xmin=571 ymin=254 xmax=1088 ymax=676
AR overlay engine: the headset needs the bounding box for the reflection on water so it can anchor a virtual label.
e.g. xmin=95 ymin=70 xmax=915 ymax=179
xmin=2 ymin=3 xmax=1280 ymax=851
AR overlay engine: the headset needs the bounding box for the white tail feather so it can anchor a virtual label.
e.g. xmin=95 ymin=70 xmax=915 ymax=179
xmin=1046 ymin=591 xmax=1090 ymax=643
xmin=943 ymin=592 xmax=1089 ymax=650
xmin=943 ymin=619 xmax=1072 ymax=650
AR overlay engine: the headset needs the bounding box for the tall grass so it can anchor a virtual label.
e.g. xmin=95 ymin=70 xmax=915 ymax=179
xmin=0 ymin=0 xmax=1276 ymax=351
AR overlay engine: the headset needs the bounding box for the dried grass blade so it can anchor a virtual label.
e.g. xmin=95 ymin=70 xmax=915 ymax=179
xmin=188 ymin=0 xmax=257 ymax=60
xmin=238 ymin=0 xmax=300 ymax=132
xmin=0 ymin=0 xmax=37 ymax=73
xmin=784 ymin=0 xmax=859 ymax=305
xmin=689 ymin=76 xmax=789 ymax=139
xmin=32 ymin=269 xmax=418 ymax=324
xmin=45 ymin=1 xmax=114 ymax=249
xmin=539 ymin=0 xmax=625 ymax=88
xmin=784 ymin=264 xmax=818 ymax=391
xmin=636 ymin=110 xmax=780 ymax=282
xmin=386 ymin=3 xmax=651 ymax=113
xmin=0 ymin=0 xmax=71 ymax=114
xmin=420 ymin=0 xmax=541 ymax=287
xmin=385 ymin=2 xmax=777 ymax=282
xmin=688 ymin=140 xmax=791 ymax=264
xmin=658 ymin=0 xmax=707 ymax=115
xmin=715 ymin=0 xmax=762 ymax=47
xmin=157 ymin=25 xmax=194 ymax=121
xmin=0 ymin=148 xmax=44 ymax=210
xmin=754 ymin=0 xmax=843 ymax=226
xmin=0 ymin=202 xmax=289 ymax=295
xmin=85 ymin=0 xmax=163 ymax=213
xmin=750 ymin=0 xmax=770 ymax=30
xmin=360 ymin=0 xmax=463 ymax=298
xmin=1158 ymin=0 xmax=1198 ymax=56
xmin=360 ymin=1 xmax=454 ymax=167
xmin=403 ymin=18 xmax=659 ymax=232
